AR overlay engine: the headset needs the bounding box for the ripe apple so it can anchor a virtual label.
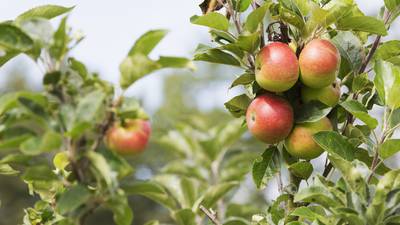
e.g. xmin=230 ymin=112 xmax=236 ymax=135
xmin=301 ymin=83 xmax=341 ymax=107
xmin=106 ymin=119 xmax=151 ymax=155
xmin=255 ymin=42 xmax=299 ymax=92
xmin=246 ymin=93 xmax=294 ymax=144
xmin=299 ymin=39 xmax=340 ymax=88
xmin=285 ymin=117 xmax=332 ymax=159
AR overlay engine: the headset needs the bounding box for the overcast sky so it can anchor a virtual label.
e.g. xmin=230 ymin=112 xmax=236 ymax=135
xmin=0 ymin=0 xmax=398 ymax=111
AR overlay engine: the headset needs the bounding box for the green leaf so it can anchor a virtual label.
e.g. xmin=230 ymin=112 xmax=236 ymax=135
xmin=374 ymin=40 xmax=400 ymax=63
xmin=234 ymin=33 xmax=261 ymax=53
xmin=106 ymin=192 xmax=133 ymax=225
xmin=98 ymin=148 xmax=134 ymax=179
xmin=305 ymin=5 xmax=328 ymax=35
xmin=280 ymin=7 xmax=306 ymax=32
xmin=86 ymin=151 xmax=116 ymax=189
xmin=194 ymin=46 xmax=241 ymax=66
xmin=70 ymin=90 xmax=106 ymax=137
xmin=328 ymin=154 xmax=368 ymax=197
xmin=235 ymin=0 xmax=252 ymax=12
xmin=322 ymin=0 xmax=354 ymax=27
xmin=180 ymin=177 xmax=197 ymax=208
xmin=190 ymin=12 xmax=229 ymax=31
xmin=49 ymin=16 xmax=68 ymax=60
xmin=224 ymin=94 xmax=251 ymax=118
xmin=16 ymin=5 xmax=74 ymax=22
xmin=294 ymin=186 xmax=341 ymax=208
xmin=119 ymin=54 xmax=161 ymax=89
xmin=244 ymin=3 xmax=270 ymax=32
xmin=230 ymin=73 xmax=255 ymax=88
xmin=337 ymin=16 xmax=388 ymax=36
xmin=332 ymin=31 xmax=364 ymax=76
xmin=295 ymin=101 xmax=332 ymax=123
xmin=174 ymin=209 xmax=196 ymax=225
xmin=68 ymin=57 xmax=88 ymax=79
xmin=128 ymin=29 xmax=168 ymax=56
xmin=313 ymin=131 xmax=355 ymax=161
xmin=22 ymin=165 xmax=58 ymax=181
xmin=53 ymin=152 xmax=69 ymax=170
xmin=340 ymin=100 xmax=378 ymax=129
xmin=352 ymin=73 xmax=373 ymax=92
xmin=366 ymin=170 xmax=400 ymax=224
xmin=19 ymin=18 xmax=54 ymax=45
xmin=289 ymin=161 xmax=313 ymax=179
xmin=385 ymin=0 xmax=400 ymax=11
xmin=157 ymin=56 xmax=195 ymax=70
xmin=379 ymin=139 xmax=400 ymax=159
xmin=20 ymin=131 xmax=62 ymax=155
xmin=0 ymin=154 xmax=36 ymax=166
xmin=199 ymin=182 xmax=238 ymax=208
xmin=56 ymin=185 xmax=91 ymax=214
xmin=252 ymin=147 xmax=280 ymax=189
xmin=0 ymin=164 xmax=19 ymax=175
xmin=391 ymin=108 xmax=400 ymax=128
xmin=280 ymin=0 xmax=311 ymax=17
xmin=374 ymin=60 xmax=400 ymax=109
xmin=291 ymin=207 xmax=331 ymax=224
xmin=0 ymin=51 xmax=19 ymax=66
xmin=0 ymin=24 xmax=33 ymax=51
xmin=0 ymin=134 xmax=32 ymax=152
xmin=122 ymin=181 xmax=177 ymax=210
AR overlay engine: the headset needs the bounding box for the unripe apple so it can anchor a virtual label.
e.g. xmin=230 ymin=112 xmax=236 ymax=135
xmin=299 ymin=39 xmax=340 ymax=88
xmin=246 ymin=93 xmax=294 ymax=144
xmin=285 ymin=117 xmax=332 ymax=159
xmin=256 ymin=42 xmax=299 ymax=92
xmin=106 ymin=119 xmax=151 ymax=155
xmin=301 ymin=83 xmax=340 ymax=107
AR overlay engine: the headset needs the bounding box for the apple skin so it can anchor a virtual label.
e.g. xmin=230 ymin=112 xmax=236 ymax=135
xmin=256 ymin=42 xmax=299 ymax=92
xmin=106 ymin=119 xmax=151 ymax=155
xmin=299 ymin=39 xmax=340 ymax=88
xmin=285 ymin=117 xmax=332 ymax=160
xmin=246 ymin=93 xmax=294 ymax=144
xmin=301 ymin=84 xmax=341 ymax=107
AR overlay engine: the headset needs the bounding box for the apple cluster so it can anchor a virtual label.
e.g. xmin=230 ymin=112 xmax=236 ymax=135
xmin=246 ymin=39 xmax=341 ymax=160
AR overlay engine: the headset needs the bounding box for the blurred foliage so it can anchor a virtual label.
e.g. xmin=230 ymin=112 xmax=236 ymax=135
xmin=0 ymin=63 xmax=266 ymax=224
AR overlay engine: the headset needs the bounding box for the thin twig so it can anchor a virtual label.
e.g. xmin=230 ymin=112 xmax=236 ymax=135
xmin=199 ymin=205 xmax=222 ymax=225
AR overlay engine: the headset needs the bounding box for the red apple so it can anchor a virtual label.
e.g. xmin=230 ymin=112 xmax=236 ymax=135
xmin=299 ymin=39 xmax=340 ymax=88
xmin=106 ymin=119 xmax=151 ymax=154
xmin=256 ymin=42 xmax=299 ymax=92
xmin=246 ymin=94 xmax=294 ymax=144
xmin=285 ymin=117 xmax=333 ymax=160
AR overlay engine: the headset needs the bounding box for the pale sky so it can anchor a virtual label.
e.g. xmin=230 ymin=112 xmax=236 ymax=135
xmin=0 ymin=0 xmax=398 ymax=112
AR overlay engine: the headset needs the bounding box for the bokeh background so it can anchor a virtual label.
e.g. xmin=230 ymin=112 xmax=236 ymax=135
xmin=0 ymin=0 xmax=399 ymax=224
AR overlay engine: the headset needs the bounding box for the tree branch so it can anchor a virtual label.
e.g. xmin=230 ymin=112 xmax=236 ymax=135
xmin=91 ymin=95 xmax=124 ymax=151
xmin=199 ymin=205 xmax=222 ymax=225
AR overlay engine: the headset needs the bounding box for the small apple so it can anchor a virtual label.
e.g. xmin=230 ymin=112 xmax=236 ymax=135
xmin=246 ymin=93 xmax=294 ymax=144
xmin=299 ymin=39 xmax=340 ymax=88
xmin=301 ymin=83 xmax=341 ymax=107
xmin=256 ymin=42 xmax=299 ymax=92
xmin=285 ymin=117 xmax=332 ymax=160
xmin=106 ymin=119 xmax=151 ymax=155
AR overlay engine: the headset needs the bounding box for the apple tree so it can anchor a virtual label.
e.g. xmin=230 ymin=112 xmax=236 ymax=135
xmin=0 ymin=5 xmax=192 ymax=225
xmin=185 ymin=0 xmax=400 ymax=224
